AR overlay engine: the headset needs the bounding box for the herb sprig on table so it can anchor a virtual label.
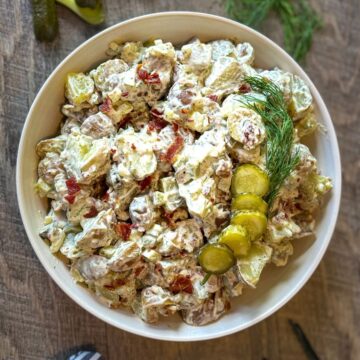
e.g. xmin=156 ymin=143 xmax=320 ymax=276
xmin=225 ymin=0 xmax=322 ymax=62
xmin=239 ymin=76 xmax=300 ymax=206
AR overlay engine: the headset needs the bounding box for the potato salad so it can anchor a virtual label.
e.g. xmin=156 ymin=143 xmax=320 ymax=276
xmin=35 ymin=38 xmax=332 ymax=326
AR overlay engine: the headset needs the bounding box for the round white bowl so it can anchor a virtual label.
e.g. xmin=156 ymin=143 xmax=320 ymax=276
xmin=16 ymin=12 xmax=341 ymax=341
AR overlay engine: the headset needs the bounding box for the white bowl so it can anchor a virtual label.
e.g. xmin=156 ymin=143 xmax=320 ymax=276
xmin=16 ymin=12 xmax=341 ymax=341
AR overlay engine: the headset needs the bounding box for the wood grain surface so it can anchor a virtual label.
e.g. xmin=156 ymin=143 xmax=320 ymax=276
xmin=0 ymin=1 xmax=359 ymax=359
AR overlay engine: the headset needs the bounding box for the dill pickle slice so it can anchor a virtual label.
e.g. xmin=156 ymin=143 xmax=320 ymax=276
xmin=237 ymin=243 xmax=272 ymax=287
xmin=231 ymin=164 xmax=269 ymax=197
xmin=231 ymin=193 xmax=268 ymax=214
xmin=218 ymin=225 xmax=250 ymax=257
xmin=32 ymin=0 xmax=58 ymax=42
xmin=231 ymin=211 xmax=267 ymax=241
xmin=198 ymin=243 xmax=236 ymax=275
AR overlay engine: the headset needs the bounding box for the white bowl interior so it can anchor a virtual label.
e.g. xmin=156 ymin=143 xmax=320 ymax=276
xmin=17 ymin=12 xmax=341 ymax=341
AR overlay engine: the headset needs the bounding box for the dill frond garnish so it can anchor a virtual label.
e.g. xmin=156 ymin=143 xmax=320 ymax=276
xmin=224 ymin=0 xmax=322 ymax=62
xmin=238 ymin=76 xmax=300 ymax=206
xmin=224 ymin=0 xmax=277 ymax=29
xmin=276 ymin=0 xmax=322 ymax=62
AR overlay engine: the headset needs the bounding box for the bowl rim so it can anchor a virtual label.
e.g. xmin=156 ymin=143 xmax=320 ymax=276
xmin=16 ymin=11 xmax=342 ymax=341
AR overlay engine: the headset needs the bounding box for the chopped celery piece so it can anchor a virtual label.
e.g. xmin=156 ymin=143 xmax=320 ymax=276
xmin=34 ymin=178 xmax=52 ymax=197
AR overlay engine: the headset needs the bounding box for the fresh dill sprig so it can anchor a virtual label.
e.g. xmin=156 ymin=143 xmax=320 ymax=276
xmin=224 ymin=0 xmax=277 ymax=28
xmin=224 ymin=0 xmax=322 ymax=62
xmin=238 ymin=76 xmax=299 ymax=206
xmin=276 ymin=0 xmax=322 ymax=62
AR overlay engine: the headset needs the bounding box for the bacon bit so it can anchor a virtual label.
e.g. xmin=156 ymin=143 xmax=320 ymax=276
xmin=154 ymin=263 xmax=163 ymax=273
xmin=172 ymin=123 xmax=179 ymax=132
xmin=147 ymin=123 xmax=154 ymax=134
xmin=150 ymin=108 xmax=164 ymax=119
xmin=180 ymin=109 xmax=189 ymax=114
xmin=110 ymin=148 xmax=116 ymax=155
xmin=169 ymin=275 xmax=193 ymax=294
xmin=99 ymin=97 xmax=112 ymax=113
xmin=145 ymin=72 xmax=161 ymax=84
xmin=66 ymin=177 xmax=81 ymax=195
xmin=163 ymin=211 xmax=175 ymax=228
xmin=136 ymin=65 xmax=161 ymax=85
xmin=115 ymin=223 xmax=132 ymax=241
xmin=64 ymin=194 xmax=76 ymax=204
xmin=104 ymin=278 xmax=126 ymax=290
xmin=138 ymin=176 xmax=152 ymax=191
xmin=239 ymin=83 xmax=252 ymax=94
xmin=131 ymin=143 xmax=137 ymax=150
xmin=112 ymin=279 xmax=126 ymax=287
xmin=134 ymin=265 xmax=145 ymax=277
xmin=137 ymin=65 xmax=149 ymax=81
xmin=118 ymin=115 xmax=131 ymax=128
xmin=163 ymin=211 xmax=173 ymax=220
xmin=148 ymin=108 xmax=168 ymax=132
xmin=102 ymin=191 xmax=109 ymax=202
xmin=161 ymin=135 xmax=184 ymax=164
xmin=207 ymin=94 xmax=218 ymax=102
xmin=179 ymin=250 xmax=187 ymax=257
xmin=84 ymin=206 xmax=98 ymax=218
xmin=122 ymin=91 xmax=129 ymax=97
xmin=148 ymin=118 xmax=168 ymax=133
xmin=65 ymin=177 xmax=80 ymax=203
xmin=215 ymin=217 xmax=227 ymax=227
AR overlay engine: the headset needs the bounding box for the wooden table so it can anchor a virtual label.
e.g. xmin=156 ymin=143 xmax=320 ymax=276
xmin=1 ymin=1 xmax=359 ymax=359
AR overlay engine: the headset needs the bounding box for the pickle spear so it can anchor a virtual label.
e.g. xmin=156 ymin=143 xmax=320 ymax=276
xmin=32 ymin=0 xmax=59 ymax=42
xmin=75 ymin=0 xmax=97 ymax=8
xmin=56 ymin=0 xmax=105 ymax=25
